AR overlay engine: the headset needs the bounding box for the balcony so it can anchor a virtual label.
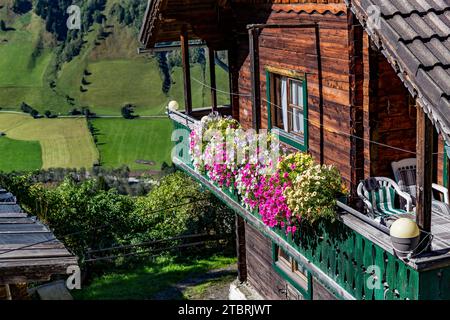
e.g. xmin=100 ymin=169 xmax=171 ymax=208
xmin=168 ymin=109 xmax=450 ymax=300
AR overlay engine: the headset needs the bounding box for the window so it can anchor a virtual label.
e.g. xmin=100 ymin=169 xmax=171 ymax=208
xmin=273 ymin=245 xmax=309 ymax=293
xmin=266 ymin=70 xmax=308 ymax=151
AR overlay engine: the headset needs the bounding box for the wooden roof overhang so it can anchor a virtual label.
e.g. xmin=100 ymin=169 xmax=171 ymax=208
xmin=0 ymin=204 xmax=78 ymax=285
xmin=139 ymin=0 xmax=235 ymax=50
xmin=139 ymin=1 xmax=348 ymax=50
xmin=347 ymin=0 xmax=450 ymax=144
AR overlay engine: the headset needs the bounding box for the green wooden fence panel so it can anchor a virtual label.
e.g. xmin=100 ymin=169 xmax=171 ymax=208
xmin=170 ymin=117 xmax=450 ymax=300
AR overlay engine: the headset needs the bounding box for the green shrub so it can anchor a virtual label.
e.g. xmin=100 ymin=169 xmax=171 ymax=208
xmin=0 ymin=171 xmax=235 ymax=263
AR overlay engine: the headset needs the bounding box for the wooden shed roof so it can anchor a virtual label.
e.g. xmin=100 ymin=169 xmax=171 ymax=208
xmin=348 ymin=0 xmax=450 ymax=143
xmin=0 ymin=200 xmax=77 ymax=285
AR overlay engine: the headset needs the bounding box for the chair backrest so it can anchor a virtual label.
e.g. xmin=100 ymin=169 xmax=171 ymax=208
xmin=359 ymin=177 xmax=405 ymax=215
xmin=391 ymin=158 xmax=417 ymax=200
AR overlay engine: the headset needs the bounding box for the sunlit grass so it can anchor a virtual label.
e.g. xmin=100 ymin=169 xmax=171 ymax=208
xmin=74 ymin=255 xmax=237 ymax=300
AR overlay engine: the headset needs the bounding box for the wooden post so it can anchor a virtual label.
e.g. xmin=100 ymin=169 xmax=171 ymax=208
xmin=315 ymin=24 xmax=324 ymax=165
xmin=4 ymin=284 xmax=12 ymax=300
xmin=235 ymin=215 xmax=247 ymax=282
xmin=446 ymin=154 xmax=450 ymax=191
xmin=208 ymin=47 xmax=217 ymax=112
xmin=229 ymin=46 xmax=240 ymax=121
xmin=180 ymin=25 xmax=192 ymax=115
xmin=249 ymin=27 xmax=260 ymax=132
xmin=416 ymin=107 xmax=433 ymax=252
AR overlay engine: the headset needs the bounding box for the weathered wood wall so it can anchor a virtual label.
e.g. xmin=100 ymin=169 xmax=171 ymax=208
xmin=245 ymin=222 xmax=306 ymax=300
xmin=362 ymin=34 xmax=417 ymax=179
xmin=245 ymin=219 xmax=339 ymax=300
xmin=232 ymin=3 xmax=353 ymax=187
xmin=437 ymin=137 xmax=446 ymax=187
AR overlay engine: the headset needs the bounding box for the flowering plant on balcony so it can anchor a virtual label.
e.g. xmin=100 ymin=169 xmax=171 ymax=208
xmin=235 ymin=152 xmax=316 ymax=234
xmin=189 ymin=112 xmax=240 ymax=172
xmin=190 ymin=113 xmax=280 ymax=191
xmin=284 ymin=164 xmax=345 ymax=224
xmin=188 ymin=113 xmax=346 ymax=235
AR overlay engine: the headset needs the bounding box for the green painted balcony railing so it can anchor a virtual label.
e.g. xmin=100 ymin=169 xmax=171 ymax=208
xmin=169 ymin=114 xmax=450 ymax=300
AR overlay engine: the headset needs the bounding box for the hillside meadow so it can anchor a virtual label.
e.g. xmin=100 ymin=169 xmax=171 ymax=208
xmin=0 ymin=135 xmax=42 ymax=172
xmin=0 ymin=113 xmax=175 ymax=172
xmin=92 ymin=118 xmax=173 ymax=170
xmin=0 ymin=6 xmax=231 ymax=116
xmin=0 ymin=1 xmax=229 ymax=172
xmin=0 ymin=113 xmax=98 ymax=169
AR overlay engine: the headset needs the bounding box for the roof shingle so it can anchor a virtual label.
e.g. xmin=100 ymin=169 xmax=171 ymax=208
xmin=349 ymin=0 xmax=450 ymax=142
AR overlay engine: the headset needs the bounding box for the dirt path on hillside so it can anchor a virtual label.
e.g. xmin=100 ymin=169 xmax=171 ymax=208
xmin=152 ymin=265 xmax=237 ymax=300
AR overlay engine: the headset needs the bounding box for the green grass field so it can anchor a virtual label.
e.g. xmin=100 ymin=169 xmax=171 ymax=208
xmin=0 ymin=3 xmax=229 ymax=172
xmin=0 ymin=8 xmax=231 ymax=116
xmin=92 ymin=118 xmax=173 ymax=170
xmin=73 ymin=255 xmax=236 ymax=300
xmin=0 ymin=136 xmax=42 ymax=172
xmin=0 ymin=113 xmax=98 ymax=169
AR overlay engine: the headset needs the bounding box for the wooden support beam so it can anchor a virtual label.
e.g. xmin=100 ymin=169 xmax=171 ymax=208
xmin=446 ymin=154 xmax=450 ymax=191
xmin=229 ymin=46 xmax=240 ymax=122
xmin=416 ymin=107 xmax=433 ymax=252
xmin=249 ymin=27 xmax=261 ymax=132
xmin=180 ymin=25 xmax=192 ymax=115
xmin=4 ymin=284 xmax=12 ymax=300
xmin=208 ymin=47 xmax=217 ymax=112
xmin=235 ymin=215 xmax=247 ymax=282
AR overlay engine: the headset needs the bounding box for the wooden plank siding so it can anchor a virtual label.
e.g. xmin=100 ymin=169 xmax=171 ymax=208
xmin=362 ymin=33 xmax=417 ymax=180
xmin=235 ymin=7 xmax=354 ymax=188
xmin=245 ymin=222 xmax=306 ymax=300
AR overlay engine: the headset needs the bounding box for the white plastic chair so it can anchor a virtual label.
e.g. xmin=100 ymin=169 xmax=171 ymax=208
xmin=391 ymin=158 xmax=449 ymax=204
xmin=357 ymin=177 xmax=413 ymax=219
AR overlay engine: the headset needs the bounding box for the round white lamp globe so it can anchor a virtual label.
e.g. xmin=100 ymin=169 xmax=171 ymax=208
xmin=168 ymin=100 xmax=179 ymax=111
xmin=390 ymin=218 xmax=420 ymax=258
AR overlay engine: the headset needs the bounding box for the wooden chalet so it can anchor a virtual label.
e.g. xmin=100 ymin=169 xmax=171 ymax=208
xmin=140 ymin=0 xmax=450 ymax=300
xmin=0 ymin=190 xmax=77 ymax=300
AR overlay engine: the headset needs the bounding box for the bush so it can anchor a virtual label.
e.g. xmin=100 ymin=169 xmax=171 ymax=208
xmin=69 ymin=108 xmax=82 ymax=116
xmin=0 ymin=171 xmax=235 ymax=263
xmin=12 ymin=0 xmax=32 ymax=14
xmin=134 ymin=172 xmax=234 ymax=241
xmin=121 ymin=104 xmax=137 ymax=119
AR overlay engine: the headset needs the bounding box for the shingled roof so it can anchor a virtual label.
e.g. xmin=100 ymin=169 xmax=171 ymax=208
xmin=348 ymin=0 xmax=450 ymax=143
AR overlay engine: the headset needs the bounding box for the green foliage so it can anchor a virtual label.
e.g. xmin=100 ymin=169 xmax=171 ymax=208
xmin=43 ymin=178 xmax=139 ymax=257
xmin=35 ymin=0 xmax=106 ymax=41
xmin=20 ymin=101 xmax=40 ymax=117
xmin=0 ymin=171 xmax=235 ymax=263
xmin=155 ymin=52 xmax=171 ymax=94
xmin=12 ymin=0 xmax=32 ymax=14
xmin=109 ymin=0 xmax=147 ymax=32
xmin=73 ymin=254 xmax=236 ymax=300
xmin=121 ymin=104 xmax=137 ymax=119
xmin=284 ymin=164 xmax=346 ymax=224
xmin=134 ymin=172 xmax=234 ymax=241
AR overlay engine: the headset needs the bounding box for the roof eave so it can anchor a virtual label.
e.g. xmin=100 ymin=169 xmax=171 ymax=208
xmin=346 ymin=0 xmax=450 ymax=145
xmin=139 ymin=0 xmax=166 ymax=49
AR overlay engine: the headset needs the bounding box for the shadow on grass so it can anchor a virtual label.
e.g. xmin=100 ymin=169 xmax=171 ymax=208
xmin=73 ymin=255 xmax=236 ymax=300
